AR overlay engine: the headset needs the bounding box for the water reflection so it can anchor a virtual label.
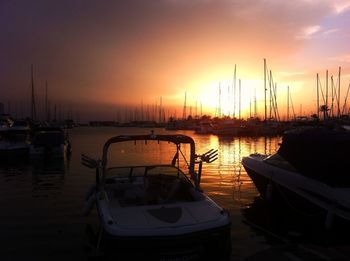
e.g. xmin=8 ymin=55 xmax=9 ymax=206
xmin=31 ymin=157 xmax=68 ymax=198
xmin=198 ymin=135 xmax=281 ymax=207
xmin=6 ymin=127 xmax=343 ymax=260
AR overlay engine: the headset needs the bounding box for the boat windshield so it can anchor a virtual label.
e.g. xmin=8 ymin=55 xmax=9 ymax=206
xmin=106 ymin=165 xmax=188 ymax=180
xmin=105 ymin=140 xmax=191 ymax=174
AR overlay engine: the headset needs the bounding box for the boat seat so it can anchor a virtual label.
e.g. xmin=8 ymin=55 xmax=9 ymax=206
xmin=158 ymin=178 xmax=182 ymax=203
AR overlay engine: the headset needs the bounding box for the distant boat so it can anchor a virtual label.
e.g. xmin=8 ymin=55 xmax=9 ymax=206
xmin=82 ymin=133 xmax=231 ymax=259
xmin=212 ymin=119 xmax=240 ymax=136
xmin=0 ymin=127 xmax=30 ymax=161
xmin=242 ymin=126 xmax=350 ymax=230
xmin=10 ymin=119 xmax=30 ymax=130
xmin=30 ymin=127 xmax=71 ymax=159
xmin=0 ymin=114 xmax=11 ymax=129
xmin=195 ymin=120 xmax=213 ymax=134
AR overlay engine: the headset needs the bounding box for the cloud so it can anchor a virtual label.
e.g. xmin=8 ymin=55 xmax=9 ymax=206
xmin=332 ymin=0 xmax=350 ymax=13
xmin=329 ymin=54 xmax=350 ymax=62
xmin=322 ymin=28 xmax=340 ymax=35
xmin=1 ymin=0 xmax=349 ymax=119
xmin=297 ymin=25 xmax=321 ymax=39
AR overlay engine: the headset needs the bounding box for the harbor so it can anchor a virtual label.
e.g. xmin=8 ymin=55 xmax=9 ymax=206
xmin=2 ymin=1 xmax=350 ymax=260
xmin=1 ymin=62 xmax=350 ymax=259
xmin=0 ymin=126 xmax=349 ymax=260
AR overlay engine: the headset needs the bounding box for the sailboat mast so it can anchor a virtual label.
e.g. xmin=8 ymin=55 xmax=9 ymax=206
xmin=254 ymin=88 xmax=257 ymax=118
xmin=239 ymin=79 xmax=241 ymax=120
xmin=218 ymin=83 xmax=222 ymax=118
xmin=287 ymin=86 xmax=289 ymax=121
xmin=233 ymin=64 xmax=236 ymax=118
xmin=338 ymin=66 xmax=341 ymax=117
xmin=269 ymin=70 xmax=273 ymax=120
xmin=182 ymin=92 xmax=187 ymax=120
xmin=342 ymin=83 xmax=350 ymax=115
xmin=159 ymin=96 xmax=162 ymax=123
xmin=326 ymin=70 xmax=328 ymax=115
xmin=331 ymin=76 xmax=334 ymax=117
xmin=249 ymin=98 xmax=251 ymax=118
xmin=141 ymin=99 xmax=144 ymax=121
xmin=31 ymin=64 xmax=36 ymax=120
xmin=264 ymin=59 xmax=267 ymax=122
xmin=45 ymin=80 xmax=48 ymax=122
xmin=317 ymin=73 xmax=320 ymax=118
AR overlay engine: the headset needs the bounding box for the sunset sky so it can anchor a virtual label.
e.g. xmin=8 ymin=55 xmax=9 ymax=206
xmin=1 ymin=0 xmax=350 ymax=121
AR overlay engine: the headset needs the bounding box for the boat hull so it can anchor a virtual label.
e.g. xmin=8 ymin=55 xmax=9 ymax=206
xmin=99 ymin=223 xmax=231 ymax=260
xmin=30 ymin=144 xmax=66 ymax=159
xmin=242 ymin=155 xmax=350 ymax=226
xmin=244 ymin=164 xmax=324 ymax=214
xmin=93 ymin=187 xmax=231 ymax=259
xmin=0 ymin=147 xmax=29 ymax=163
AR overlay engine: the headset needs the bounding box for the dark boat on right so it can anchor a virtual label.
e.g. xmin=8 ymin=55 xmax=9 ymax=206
xmin=242 ymin=126 xmax=350 ymax=229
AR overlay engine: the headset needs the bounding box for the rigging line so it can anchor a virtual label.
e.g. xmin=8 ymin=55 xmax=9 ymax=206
xmin=289 ymin=93 xmax=296 ymax=119
xmin=319 ymin=80 xmax=326 ymax=105
xmin=269 ymin=72 xmax=279 ymax=121
xmin=273 ymin=83 xmax=280 ymax=121
xmin=341 ymin=83 xmax=350 ymax=115
xmin=176 ymin=144 xmax=180 ymax=176
xmin=333 ymin=83 xmax=339 ymax=107
xmin=178 ymin=145 xmax=189 ymax=168
xmin=268 ymin=71 xmax=273 ymax=119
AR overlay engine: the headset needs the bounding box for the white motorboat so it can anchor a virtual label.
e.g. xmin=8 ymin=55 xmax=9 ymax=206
xmin=242 ymin=127 xmax=350 ymax=230
xmin=82 ymin=133 xmax=231 ymax=260
xmin=30 ymin=127 xmax=71 ymax=159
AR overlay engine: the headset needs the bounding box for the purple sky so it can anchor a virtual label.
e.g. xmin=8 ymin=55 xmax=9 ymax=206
xmin=1 ymin=0 xmax=350 ymax=120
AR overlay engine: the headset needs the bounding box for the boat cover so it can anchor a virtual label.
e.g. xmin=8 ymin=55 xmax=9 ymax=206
xmin=277 ymin=127 xmax=350 ymax=187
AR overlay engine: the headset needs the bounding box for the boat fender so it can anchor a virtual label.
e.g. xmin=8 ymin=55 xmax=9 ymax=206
xmin=265 ymin=182 xmax=273 ymax=201
xmin=84 ymin=185 xmax=96 ymax=216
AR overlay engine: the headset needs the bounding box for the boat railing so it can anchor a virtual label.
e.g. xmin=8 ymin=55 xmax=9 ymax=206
xmin=194 ymin=149 xmax=218 ymax=188
xmin=82 ymin=154 xmax=102 ymax=185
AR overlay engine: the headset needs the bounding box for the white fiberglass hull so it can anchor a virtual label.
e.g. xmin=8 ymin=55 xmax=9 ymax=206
xmin=242 ymin=154 xmax=350 ymax=222
xmin=93 ymin=190 xmax=231 ymax=259
xmin=96 ymin=191 xmax=230 ymax=237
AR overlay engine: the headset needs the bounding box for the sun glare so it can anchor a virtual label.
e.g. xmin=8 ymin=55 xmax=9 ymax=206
xmin=188 ymin=77 xmax=264 ymax=118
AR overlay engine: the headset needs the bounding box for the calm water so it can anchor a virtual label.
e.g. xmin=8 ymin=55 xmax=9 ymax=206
xmin=2 ymin=127 xmax=346 ymax=260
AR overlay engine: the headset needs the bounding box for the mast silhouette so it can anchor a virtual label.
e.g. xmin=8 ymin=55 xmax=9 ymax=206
xmin=338 ymin=67 xmax=341 ymax=117
xmin=45 ymin=80 xmax=49 ymax=122
xmin=233 ymin=64 xmax=236 ymax=118
xmin=317 ymin=73 xmax=320 ymax=118
xmin=182 ymin=92 xmax=187 ymax=120
xmin=264 ymin=59 xmax=267 ymax=122
xmin=287 ymin=86 xmax=289 ymax=121
xmin=31 ymin=64 xmax=36 ymax=121
xmin=238 ymin=79 xmax=241 ymax=120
